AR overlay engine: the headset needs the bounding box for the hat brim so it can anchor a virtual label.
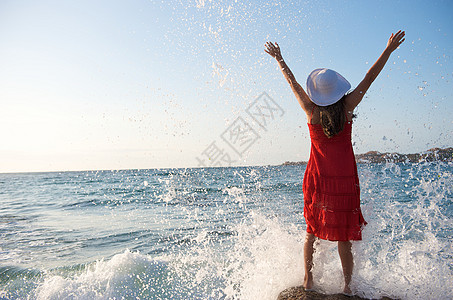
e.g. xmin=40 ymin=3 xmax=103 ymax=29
xmin=306 ymin=68 xmax=351 ymax=106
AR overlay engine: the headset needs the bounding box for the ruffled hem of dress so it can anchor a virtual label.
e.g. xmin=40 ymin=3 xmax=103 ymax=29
xmin=304 ymin=204 xmax=367 ymax=241
xmin=306 ymin=223 xmax=367 ymax=241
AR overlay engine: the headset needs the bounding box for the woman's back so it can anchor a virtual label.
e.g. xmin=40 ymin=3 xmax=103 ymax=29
xmin=306 ymin=120 xmax=356 ymax=177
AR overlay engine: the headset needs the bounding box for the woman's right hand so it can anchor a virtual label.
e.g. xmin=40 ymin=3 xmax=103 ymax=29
xmin=386 ymin=30 xmax=405 ymax=53
xmin=264 ymin=42 xmax=283 ymax=60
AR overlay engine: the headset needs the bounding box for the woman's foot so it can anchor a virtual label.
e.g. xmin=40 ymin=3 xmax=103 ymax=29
xmin=303 ymin=273 xmax=313 ymax=290
xmin=342 ymin=285 xmax=352 ymax=296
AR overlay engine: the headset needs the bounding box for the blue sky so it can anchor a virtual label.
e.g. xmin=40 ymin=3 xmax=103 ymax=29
xmin=0 ymin=0 xmax=452 ymax=172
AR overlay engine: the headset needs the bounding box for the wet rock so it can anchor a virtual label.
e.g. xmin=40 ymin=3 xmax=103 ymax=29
xmin=277 ymin=286 xmax=396 ymax=300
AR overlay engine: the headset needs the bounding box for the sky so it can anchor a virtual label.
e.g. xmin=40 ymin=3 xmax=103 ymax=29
xmin=0 ymin=0 xmax=452 ymax=173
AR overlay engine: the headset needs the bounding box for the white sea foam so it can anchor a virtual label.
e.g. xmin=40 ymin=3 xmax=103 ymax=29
xmin=35 ymin=250 xmax=170 ymax=300
xmin=221 ymin=212 xmax=305 ymax=299
xmin=167 ymin=210 xmax=305 ymax=299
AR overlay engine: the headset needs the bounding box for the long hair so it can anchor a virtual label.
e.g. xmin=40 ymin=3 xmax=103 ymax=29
xmin=318 ymin=95 xmax=347 ymax=138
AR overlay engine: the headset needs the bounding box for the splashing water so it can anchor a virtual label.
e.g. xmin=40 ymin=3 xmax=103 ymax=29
xmin=0 ymin=162 xmax=451 ymax=299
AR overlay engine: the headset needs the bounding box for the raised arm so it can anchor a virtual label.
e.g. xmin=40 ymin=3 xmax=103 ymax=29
xmin=345 ymin=30 xmax=405 ymax=111
xmin=264 ymin=42 xmax=313 ymax=115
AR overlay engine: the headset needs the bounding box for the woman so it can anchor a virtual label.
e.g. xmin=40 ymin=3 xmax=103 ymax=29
xmin=265 ymin=30 xmax=405 ymax=294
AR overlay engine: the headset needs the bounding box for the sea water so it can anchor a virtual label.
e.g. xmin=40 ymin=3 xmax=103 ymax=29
xmin=0 ymin=162 xmax=452 ymax=299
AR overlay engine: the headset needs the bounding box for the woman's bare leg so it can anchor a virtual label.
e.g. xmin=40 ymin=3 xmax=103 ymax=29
xmin=338 ymin=241 xmax=353 ymax=294
xmin=303 ymin=233 xmax=316 ymax=290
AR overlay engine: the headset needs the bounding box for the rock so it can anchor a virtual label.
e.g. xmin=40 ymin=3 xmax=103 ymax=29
xmin=280 ymin=147 xmax=453 ymax=165
xmin=277 ymin=286 xmax=397 ymax=300
xmin=353 ymin=147 xmax=453 ymax=164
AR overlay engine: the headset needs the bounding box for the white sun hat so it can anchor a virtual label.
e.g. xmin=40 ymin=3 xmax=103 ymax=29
xmin=306 ymin=68 xmax=351 ymax=106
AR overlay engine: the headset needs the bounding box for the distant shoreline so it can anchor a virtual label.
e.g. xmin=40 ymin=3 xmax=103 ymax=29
xmin=281 ymin=147 xmax=453 ymax=166
xmin=1 ymin=147 xmax=451 ymax=174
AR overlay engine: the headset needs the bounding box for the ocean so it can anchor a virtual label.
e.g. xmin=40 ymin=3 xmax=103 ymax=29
xmin=0 ymin=162 xmax=452 ymax=299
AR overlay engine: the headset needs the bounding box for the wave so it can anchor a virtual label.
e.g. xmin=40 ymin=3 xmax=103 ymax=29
xmin=0 ymin=250 xmax=172 ymax=300
xmin=0 ymin=162 xmax=451 ymax=299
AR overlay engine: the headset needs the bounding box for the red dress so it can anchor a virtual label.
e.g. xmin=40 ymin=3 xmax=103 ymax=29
xmin=303 ymin=118 xmax=367 ymax=241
